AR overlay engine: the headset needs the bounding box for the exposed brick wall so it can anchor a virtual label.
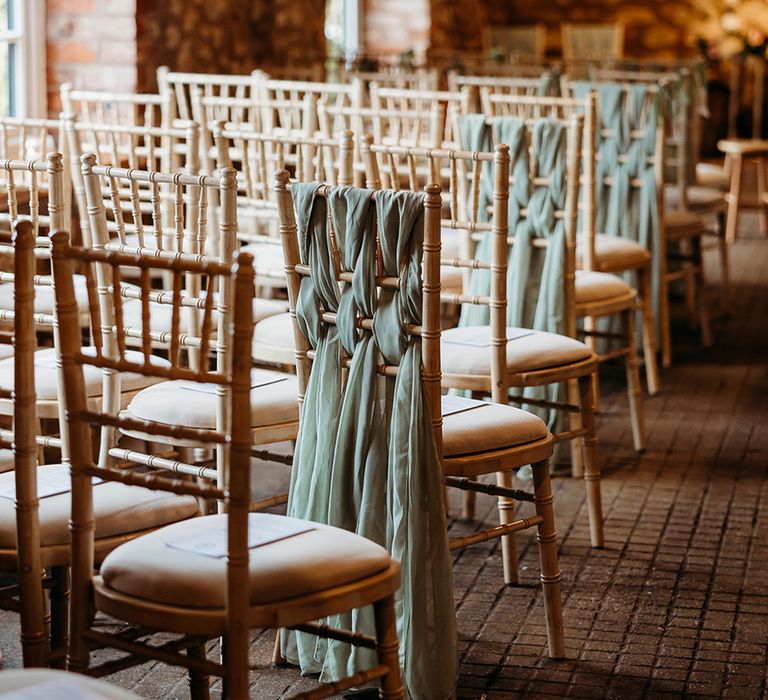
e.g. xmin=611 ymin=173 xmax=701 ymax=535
xmin=46 ymin=0 xmax=137 ymax=115
xmin=134 ymin=0 xmax=326 ymax=92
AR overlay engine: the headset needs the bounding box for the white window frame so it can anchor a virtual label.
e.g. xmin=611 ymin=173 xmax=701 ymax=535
xmin=341 ymin=0 xmax=362 ymax=62
xmin=0 ymin=0 xmax=46 ymax=118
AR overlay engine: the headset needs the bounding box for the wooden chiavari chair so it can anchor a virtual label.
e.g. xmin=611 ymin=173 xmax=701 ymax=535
xmin=60 ymin=84 xmax=170 ymax=132
xmin=483 ymin=24 xmax=547 ymax=62
xmin=210 ymin=124 xmax=355 ymax=365
xmin=561 ymin=23 xmax=624 ymax=63
xmin=79 ymin=156 xmax=298 ymax=478
xmin=52 ymin=232 xmax=403 ymax=700
xmin=0 ymin=221 xmax=200 ymax=668
xmin=487 ymin=91 xmax=660 ymax=450
xmin=564 ymin=78 xmax=713 ymax=366
xmin=360 ymin=116 xmax=602 ymax=550
xmin=274 ymin=172 xmax=564 ymax=690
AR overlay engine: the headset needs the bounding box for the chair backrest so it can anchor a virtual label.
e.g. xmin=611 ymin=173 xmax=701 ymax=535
xmin=60 ymin=84 xmax=171 ymax=132
xmin=63 ymin=116 xmax=201 ymax=248
xmin=363 ymin=113 xmax=583 ymax=345
xmin=0 ymin=120 xmax=72 ymax=235
xmin=448 ymin=72 xmax=561 ymax=113
xmin=157 ymin=66 xmax=259 ymax=124
xmin=483 ymin=24 xmax=547 ymax=61
xmin=50 ymin=229 xmax=255 ymax=675
xmin=561 ymin=23 xmax=624 ymax=63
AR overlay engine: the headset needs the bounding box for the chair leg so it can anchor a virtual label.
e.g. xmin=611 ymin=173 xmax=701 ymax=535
xmin=373 ymin=594 xmax=405 ymax=700
xmin=660 ymin=265 xmax=673 ymax=369
xmin=694 ymin=237 xmax=713 ymax=348
xmin=725 ymin=154 xmax=743 ymax=244
xmin=578 ymin=374 xmax=603 ymax=548
xmin=567 ymin=379 xmax=584 ymax=478
xmin=531 ymin=458 xmax=565 ymax=659
xmin=461 ymin=490 xmax=476 ymax=521
xmin=716 ymin=212 xmax=731 ymax=313
xmin=622 ymin=308 xmax=644 ymax=452
xmin=48 ymin=566 xmax=69 ymax=669
xmin=636 ymin=267 xmax=660 ymax=395
xmin=582 ymin=314 xmax=600 ymax=405
xmin=271 ymin=630 xmax=285 ymax=666
xmin=187 ymin=643 xmax=211 ymax=700
xmin=19 ymin=567 xmax=48 ymax=668
xmin=496 ymin=470 xmax=518 ymax=585
xmin=681 ymin=241 xmax=698 ymax=330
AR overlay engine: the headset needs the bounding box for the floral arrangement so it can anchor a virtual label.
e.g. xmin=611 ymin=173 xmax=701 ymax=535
xmin=696 ymin=0 xmax=768 ymax=59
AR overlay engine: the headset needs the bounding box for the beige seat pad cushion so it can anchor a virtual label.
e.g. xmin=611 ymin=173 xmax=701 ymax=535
xmin=125 ymin=369 xmax=298 ymax=430
xmin=441 ymin=226 xmax=462 ymax=258
xmin=441 ymin=265 xmax=463 ymax=295
xmin=696 ymin=162 xmax=729 ymax=190
xmin=100 ymin=513 xmax=392 ymax=608
xmin=0 ymin=448 xmax=13 ymax=474
xmin=577 ymin=233 xmax=650 ymax=270
xmin=442 ymin=399 xmax=547 ymax=456
xmin=0 ymin=274 xmax=90 ymax=317
xmin=240 ymin=241 xmax=288 ymax=288
xmin=575 ymin=270 xmax=632 ymax=304
xmin=442 ymin=326 xmax=592 ymax=376
xmin=0 ymin=347 xmax=171 ymax=400
xmin=0 ymin=345 xmax=12 ymax=360
xmin=252 ymin=313 xmax=295 ymax=354
xmin=665 ymin=184 xmax=725 ymax=210
xmin=663 ymin=210 xmax=705 ymax=240
xmin=0 ymin=464 xmax=199 ymax=549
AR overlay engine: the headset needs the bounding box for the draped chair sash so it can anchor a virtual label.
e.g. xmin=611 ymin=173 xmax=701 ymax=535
xmin=282 ymin=183 xmax=458 ymax=700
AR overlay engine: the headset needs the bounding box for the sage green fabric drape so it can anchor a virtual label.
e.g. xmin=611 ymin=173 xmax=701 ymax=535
xmin=456 ymin=115 xmax=569 ymax=431
xmin=571 ymin=82 xmax=663 ymax=339
xmin=281 ymin=183 xmax=458 ymax=700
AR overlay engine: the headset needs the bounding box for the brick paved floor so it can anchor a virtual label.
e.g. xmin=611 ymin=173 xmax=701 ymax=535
xmin=1 ymin=214 xmax=766 ymax=699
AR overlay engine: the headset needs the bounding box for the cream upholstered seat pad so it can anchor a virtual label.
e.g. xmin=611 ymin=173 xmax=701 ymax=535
xmin=695 ymin=162 xmax=729 ymax=190
xmin=0 ymin=345 xmax=12 ymax=360
xmin=252 ymin=312 xmax=294 ymax=354
xmin=576 ymin=233 xmax=650 ymax=270
xmin=0 ymin=347 xmax=171 ymax=401
xmin=663 ymin=210 xmax=704 ymax=240
xmin=442 ymin=400 xmax=548 ymax=456
xmin=575 ymin=270 xmax=633 ymax=304
xmin=664 ymin=183 xmax=726 ymax=210
xmin=441 ymin=226 xmax=461 ymax=258
xmin=441 ymin=265 xmax=463 ymax=295
xmin=0 ymin=448 xmax=13 ymax=474
xmin=442 ymin=326 xmax=592 ymax=376
xmin=125 ymin=369 xmax=298 ymax=430
xmin=240 ymin=240 xmax=288 ymax=288
xmin=99 ymin=513 xmax=392 ymax=609
xmin=122 ymin=295 xmax=288 ymax=334
xmin=0 ymin=274 xmax=90 ymax=317
xmin=0 ymin=464 xmax=199 ymax=549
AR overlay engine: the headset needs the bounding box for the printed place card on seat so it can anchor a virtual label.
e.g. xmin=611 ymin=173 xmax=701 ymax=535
xmin=441 ymin=394 xmax=490 ymax=417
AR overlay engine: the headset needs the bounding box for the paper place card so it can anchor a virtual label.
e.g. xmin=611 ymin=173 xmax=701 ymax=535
xmin=0 ymin=464 xmax=104 ymax=501
xmin=177 ymin=369 xmax=288 ymax=395
xmin=441 ymin=395 xmax=490 ymax=417
xmin=0 ymin=678 xmax=113 ymax=700
xmin=443 ymin=327 xmax=534 ymax=348
xmin=165 ymin=512 xmax=315 ymax=559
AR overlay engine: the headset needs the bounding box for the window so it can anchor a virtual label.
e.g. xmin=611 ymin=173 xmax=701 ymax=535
xmin=0 ymin=0 xmax=45 ymax=117
xmin=325 ymin=0 xmax=361 ymax=65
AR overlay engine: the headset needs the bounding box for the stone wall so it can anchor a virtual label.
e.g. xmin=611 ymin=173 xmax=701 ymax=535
xmin=46 ymin=0 xmax=137 ymax=114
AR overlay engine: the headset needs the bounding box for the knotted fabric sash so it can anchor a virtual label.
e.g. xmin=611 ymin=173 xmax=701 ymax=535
xmin=457 ymin=115 xmax=569 ymax=432
xmin=282 ymin=183 xmax=458 ymax=700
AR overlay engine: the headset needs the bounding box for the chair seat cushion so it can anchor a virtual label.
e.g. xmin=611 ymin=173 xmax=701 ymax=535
xmin=577 ymin=233 xmax=650 ymax=271
xmin=240 ymin=241 xmax=287 ymax=287
xmin=0 ymin=464 xmax=199 ymax=549
xmin=441 ymin=265 xmax=463 ymax=295
xmin=441 ymin=226 xmax=461 ymax=258
xmin=0 ymin=274 xmax=90 ymax=318
xmin=696 ymin=162 xmax=729 ymax=190
xmin=99 ymin=513 xmax=392 ymax=608
xmin=663 ymin=210 xmax=704 ymax=239
xmin=0 ymin=345 xmax=13 ymax=360
xmin=574 ymin=270 xmax=633 ymax=304
xmin=252 ymin=312 xmax=295 ymax=359
xmin=442 ymin=326 xmax=593 ymax=376
xmin=442 ymin=398 xmax=548 ymax=456
xmin=0 ymin=448 xmax=13 ymax=474
xmin=0 ymin=347 xmax=170 ymax=400
xmin=664 ymin=184 xmax=726 ymax=212
xmin=125 ymin=369 xmax=298 ymax=430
